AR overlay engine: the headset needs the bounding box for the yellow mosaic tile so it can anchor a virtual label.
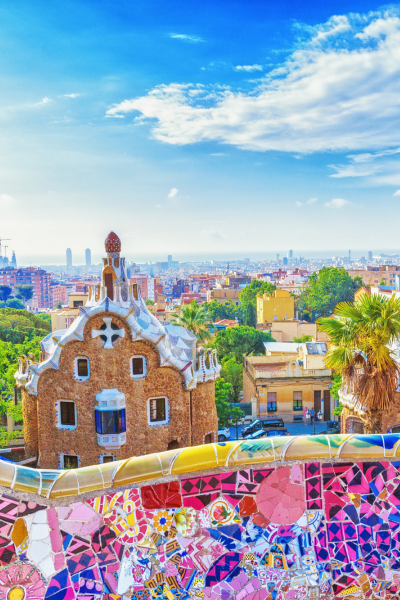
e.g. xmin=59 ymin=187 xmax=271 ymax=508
xmin=171 ymin=445 xmax=218 ymax=475
xmin=284 ymin=436 xmax=332 ymax=461
xmin=214 ymin=441 xmax=240 ymax=466
xmin=113 ymin=453 xmax=163 ymax=487
xmin=75 ymin=465 xmax=106 ymax=494
xmin=99 ymin=459 xmax=124 ymax=488
xmin=158 ymin=449 xmax=181 ymax=476
xmin=49 ymin=470 xmax=79 ymax=498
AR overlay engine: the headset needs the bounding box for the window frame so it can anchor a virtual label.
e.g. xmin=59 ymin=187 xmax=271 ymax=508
xmin=293 ymin=391 xmax=303 ymax=411
xmin=95 ymin=409 xmax=126 ymax=435
xmin=59 ymin=453 xmax=80 ymax=469
xmin=56 ymin=400 xmax=77 ymax=430
xmin=100 ymin=454 xmax=116 ymax=464
xmin=74 ymin=356 xmax=90 ymax=381
xmin=147 ymin=396 xmax=170 ymax=426
xmin=130 ymin=355 xmax=147 ymax=379
xmin=267 ymin=391 xmax=277 ymax=413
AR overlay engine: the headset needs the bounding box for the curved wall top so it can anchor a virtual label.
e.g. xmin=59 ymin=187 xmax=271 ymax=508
xmin=3 ymin=434 xmax=400 ymax=499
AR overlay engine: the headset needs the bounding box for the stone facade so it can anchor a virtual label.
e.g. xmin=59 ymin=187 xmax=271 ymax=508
xmin=16 ymin=232 xmax=220 ymax=469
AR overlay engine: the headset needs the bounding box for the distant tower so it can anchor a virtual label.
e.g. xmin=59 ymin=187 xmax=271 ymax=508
xmin=368 ymin=251 xmax=373 ymax=261
xmin=11 ymin=251 xmax=17 ymax=268
xmin=167 ymin=255 xmax=172 ymax=263
xmin=66 ymin=248 xmax=72 ymax=267
xmin=283 ymin=257 xmax=288 ymax=266
xmin=349 ymin=249 xmax=351 ymax=261
xmin=85 ymin=248 xmax=91 ymax=267
xmin=276 ymin=254 xmax=280 ymax=262
xmin=288 ymin=250 xmax=293 ymax=259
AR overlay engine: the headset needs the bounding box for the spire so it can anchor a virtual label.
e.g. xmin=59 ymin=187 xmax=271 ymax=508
xmin=105 ymin=231 xmax=121 ymax=255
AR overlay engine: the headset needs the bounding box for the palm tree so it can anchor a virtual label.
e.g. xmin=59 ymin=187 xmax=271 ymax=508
xmin=318 ymin=293 xmax=400 ymax=433
xmin=170 ymin=302 xmax=213 ymax=344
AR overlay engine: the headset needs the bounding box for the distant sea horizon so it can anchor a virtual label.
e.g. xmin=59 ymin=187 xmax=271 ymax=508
xmin=14 ymin=248 xmax=400 ymax=268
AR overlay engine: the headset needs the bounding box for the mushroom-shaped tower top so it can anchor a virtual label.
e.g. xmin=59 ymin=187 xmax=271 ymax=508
xmin=105 ymin=231 xmax=121 ymax=254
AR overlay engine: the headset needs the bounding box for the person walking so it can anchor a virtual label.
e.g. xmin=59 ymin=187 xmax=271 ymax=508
xmin=317 ymin=410 xmax=323 ymax=422
xmin=305 ymin=409 xmax=310 ymax=425
xmin=310 ymin=408 xmax=315 ymax=423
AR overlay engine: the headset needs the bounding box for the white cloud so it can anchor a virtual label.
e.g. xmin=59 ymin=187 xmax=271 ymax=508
xmin=329 ymin=164 xmax=379 ymax=178
xmin=36 ymin=97 xmax=52 ymax=105
xmin=63 ymin=93 xmax=80 ymax=98
xmin=169 ymin=34 xmax=203 ymax=43
xmin=295 ymin=197 xmax=318 ymax=207
xmin=168 ymin=187 xmax=179 ymax=199
xmin=393 ymin=190 xmax=400 ymax=196
xmin=107 ymin=11 xmax=400 ymax=154
xmin=324 ymin=198 xmax=352 ymax=209
xmin=235 ymin=65 xmax=263 ymax=72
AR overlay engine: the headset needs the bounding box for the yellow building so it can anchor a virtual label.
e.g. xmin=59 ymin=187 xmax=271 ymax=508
xmin=50 ymin=293 xmax=88 ymax=331
xmin=256 ymin=290 xmax=295 ymax=326
xmin=243 ymin=341 xmax=333 ymax=422
xmin=206 ymin=287 xmax=242 ymax=306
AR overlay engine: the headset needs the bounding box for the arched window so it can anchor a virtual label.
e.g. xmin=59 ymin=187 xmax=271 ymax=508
xmin=167 ymin=440 xmax=180 ymax=450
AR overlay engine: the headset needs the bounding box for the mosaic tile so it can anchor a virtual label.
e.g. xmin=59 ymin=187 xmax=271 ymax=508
xmin=3 ymin=459 xmax=400 ymax=598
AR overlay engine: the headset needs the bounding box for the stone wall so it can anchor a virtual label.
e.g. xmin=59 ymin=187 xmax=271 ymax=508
xmin=1 ymin=435 xmax=400 ymax=599
xmin=25 ymin=312 xmax=216 ymax=469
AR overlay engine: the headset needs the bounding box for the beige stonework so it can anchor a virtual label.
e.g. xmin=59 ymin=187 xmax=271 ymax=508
xmin=23 ymin=311 xmax=217 ymax=469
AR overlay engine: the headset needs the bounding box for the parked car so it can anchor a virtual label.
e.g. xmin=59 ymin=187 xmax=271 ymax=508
xmin=319 ymin=420 xmax=341 ymax=434
xmin=244 ymin=428 xmax=289 ymax=440
xmin=241 ymin=418 xmax=285 ymax=438
xmin=218 ymin=427 xmax=231 ymax=442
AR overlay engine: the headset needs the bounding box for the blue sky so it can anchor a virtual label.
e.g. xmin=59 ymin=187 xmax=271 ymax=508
xmin=2 ymin=0 xmax=400 ymax=264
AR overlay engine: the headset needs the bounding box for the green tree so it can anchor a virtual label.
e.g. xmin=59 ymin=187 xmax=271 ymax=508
xmin=239 ymin=280 xmax=276 ymax=326
xmin=221 ymin=356 xmax=243 ymax=402
xmin=202 ymin=299 xmax=238 ymax=322
xmin=293 ymin=334 xmax=313 ymax=343
xmin=15 ymin=285 xmax=33 ymax=305
xmin=318 ymin=294 xmax=400 ymax=433
xmin=297 ymin=267 xmax=362 ymax=320
xmin=171 ymin=301 xmax=212 ymax=344
xmin=215 ymin=378 xmax=243 ymax=427
xmin=4 ymin=298 xmax=25 ymax=310
xmin=0 ymin=308 xmax=50 ymax=343
xmin=0 ymin=286 xmax=12 ymax=303
xmin=54 ymin=301 xmax=62 ymax=309
xmin=146 ymin=299 xmax=155 ymax=306
xmin=211 ymin=325 xmax=273 ymax=362
xmin=0 ymin=335 xmax=42 ymax=446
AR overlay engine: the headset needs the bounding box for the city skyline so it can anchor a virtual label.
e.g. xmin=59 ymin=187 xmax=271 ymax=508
xmin=2 ymin=0 xmax=400 ymax=260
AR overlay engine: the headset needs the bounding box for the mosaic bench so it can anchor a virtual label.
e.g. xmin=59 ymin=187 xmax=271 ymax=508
xmin=0 ymin=433 xmax=400 ymax=599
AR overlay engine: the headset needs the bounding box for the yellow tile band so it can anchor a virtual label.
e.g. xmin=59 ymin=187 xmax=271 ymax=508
xmin=1 ymin=434 xmax=399 ymax=499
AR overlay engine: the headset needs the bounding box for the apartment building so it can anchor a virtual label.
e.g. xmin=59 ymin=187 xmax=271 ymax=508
xmin=349 ymin=265 xmax=400 ymax=287
xmin=243 ymin=341 xmax=333 ymax=422
xmin=256 ymin=290 xmax=295 ymax=326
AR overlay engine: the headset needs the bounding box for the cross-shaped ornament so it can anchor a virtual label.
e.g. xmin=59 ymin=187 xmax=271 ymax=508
xmin=91 ymin=317 xmax=125 ymax=349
